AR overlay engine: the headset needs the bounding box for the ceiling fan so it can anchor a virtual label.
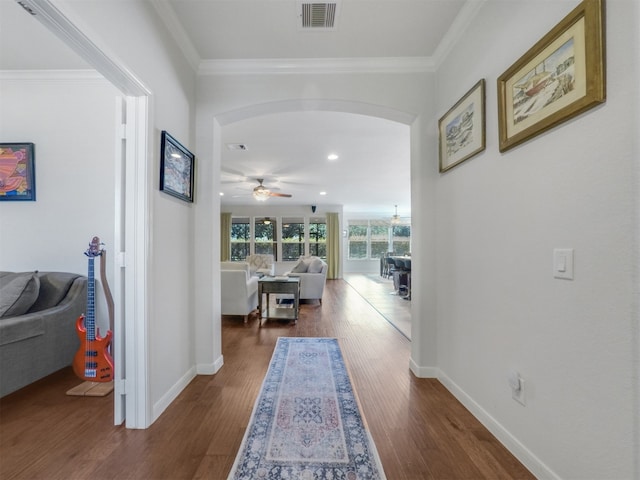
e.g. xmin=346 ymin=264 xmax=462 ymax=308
xmin=253 ymin=178 xmax=292 ymax=201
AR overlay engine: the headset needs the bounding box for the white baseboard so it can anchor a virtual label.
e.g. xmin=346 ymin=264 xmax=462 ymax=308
xmin=438 ymin=372 xmax=559 ymax=480
xmin=152 ymin=355 xmax=225 ymax=423
xmin=409 ymin=358 xmax=439 ymax=378
xmin=197 ymin=354 xmax=224 ymax=375
xmin=152 ymin=366 xmax=197 ymax=423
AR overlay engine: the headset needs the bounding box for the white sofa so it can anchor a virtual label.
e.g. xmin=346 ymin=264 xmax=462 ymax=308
xmin=220 ymin=262 xmax=258 ymax=322
xmin=245 ymin=254 xmax=275 ymax=276
xmin=286 ymin=256 xmax=328 ymax=303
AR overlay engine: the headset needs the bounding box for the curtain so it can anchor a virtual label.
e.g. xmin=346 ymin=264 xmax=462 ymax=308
xmin=326 ymin=212 xmax=341 ymax=279
xmin=220 ymin=212 xmax=232 ymax=261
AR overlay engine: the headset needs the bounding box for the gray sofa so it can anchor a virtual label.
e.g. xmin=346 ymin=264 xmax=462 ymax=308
xmin=0 ymin=271 xmax=87 ymax=397
xmin=286 ymin=256 xmax=328 ymax=302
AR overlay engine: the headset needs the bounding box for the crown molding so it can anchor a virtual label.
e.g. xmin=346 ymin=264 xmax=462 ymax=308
xmin=151 ymin=0 xmax=201 ymax=72
xmin=432 ymin=0 xmax=486 ymax=69
xmin=16 ymin=0 xmax=150 ymax=96
xmin=199 ymin=56 xmax=436 ymax=76
xmin=197 ymin=1 xmax=487 ymax=76
xmin=0 ymin=69 xmax=104 ymax=80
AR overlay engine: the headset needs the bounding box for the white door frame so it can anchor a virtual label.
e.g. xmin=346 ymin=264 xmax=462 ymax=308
xmin=23 ymin=0 xmax=152 ymax=428
xmin=114 ymin=96 xmax=151 ymax=428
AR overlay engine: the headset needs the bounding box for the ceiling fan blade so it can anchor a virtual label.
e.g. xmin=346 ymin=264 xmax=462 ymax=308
xmin=269 ymin=192 xmax=292 ymax=198
xmin=221 ymin=166 xmax=248 ymax=178
xmin=221 ymin=180 xmax=249 ymax=185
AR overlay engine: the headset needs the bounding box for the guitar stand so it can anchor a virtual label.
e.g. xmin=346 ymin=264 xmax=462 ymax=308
xmin=66 ymin=380 xmax=114 ymax=397
xmin=67 ymin=240 xmax=116 ymax=398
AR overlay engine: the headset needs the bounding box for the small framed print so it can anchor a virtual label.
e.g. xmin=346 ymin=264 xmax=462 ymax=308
xmin=160 ymin=131 xmax=195 ymax=203
xmin=0 ymin=143 xmax=36 ymax=201
xmin=439 ymin=79 xmax=486 ymax=173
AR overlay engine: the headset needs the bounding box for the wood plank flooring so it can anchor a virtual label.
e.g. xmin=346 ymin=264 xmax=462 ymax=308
xmin=343 ymin=272 xmax=411 ymax=339
xmin=0 ymin=278 xmax=535 ymax=479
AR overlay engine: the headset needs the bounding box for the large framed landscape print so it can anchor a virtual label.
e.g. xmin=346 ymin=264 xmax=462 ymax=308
xmin=439 ymin=79 xmax=486 ymax=173
xmin=497 ymin=0 xmax=605 ymax=152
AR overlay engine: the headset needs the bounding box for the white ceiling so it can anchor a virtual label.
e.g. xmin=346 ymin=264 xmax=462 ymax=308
xmin=0 ymin=0 xmax=470 ymax=215
xmin=220 ymin=111 xmax=410 ymax=214
xmin=168 ymin=0 xmax=465 ymax=61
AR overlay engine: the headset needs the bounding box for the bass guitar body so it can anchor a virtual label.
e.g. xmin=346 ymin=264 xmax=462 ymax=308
xmin=72 ymin=236 xmax=114 ymax=383
xmin=72 ymin=315 xmax=114 ymax=382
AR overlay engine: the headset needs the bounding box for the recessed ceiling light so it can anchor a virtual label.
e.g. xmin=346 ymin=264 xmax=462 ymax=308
xmin=320 ymin=191 xmax=327 ymax=195
xmin=327 ymin=154 xmax=338 ymax=161
xmin=219 ymin=192 xmax=224 ymax=196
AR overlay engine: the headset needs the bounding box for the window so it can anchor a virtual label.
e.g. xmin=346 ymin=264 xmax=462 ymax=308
xmin=255 ymin=218 xmax=276 ymax=259
xmin=347 ymin=218 xmax=411 ymax=259
xmin=282 ymin=217 xmax=305 ymax=261
xmin=370 ymin=220 xmax=390 ymax=258
xmin=308 ymin=217 xmax=327 ymax=259
xmin=230 ymin=217 xmax=250 ymax=261
xmin=392 ymin=225 xmax=411 ymax=255
xmin=348 ymin=220 xmax=368 ymax=259
xmin=228 ymin=214 xmax=336 ymax=263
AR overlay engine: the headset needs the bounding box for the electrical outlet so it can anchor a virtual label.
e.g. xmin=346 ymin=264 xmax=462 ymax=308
xmin=512 ymin=377 xmax=526 ymax=406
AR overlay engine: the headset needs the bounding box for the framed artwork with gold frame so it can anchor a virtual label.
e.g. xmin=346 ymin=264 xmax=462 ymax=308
xmin=497 ymin=0 xmax=605 ymax=152
xmin=439 ymin=79 xmax=486 ymax=173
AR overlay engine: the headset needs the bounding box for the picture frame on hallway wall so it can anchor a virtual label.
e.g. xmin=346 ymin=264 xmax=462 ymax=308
xmin=438 ymin=79 xmax=486 ymax=173
xmin=497 ymin=0 xmax=605 ymax=152
xmin=0 ymin=143 xmax=36 ymax=201
xmin=160 ymin=131 xmax=195 ymax=203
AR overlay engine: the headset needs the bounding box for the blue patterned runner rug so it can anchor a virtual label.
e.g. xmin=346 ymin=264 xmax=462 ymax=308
xmin=228 ymin=337 xmax=386 ymax=479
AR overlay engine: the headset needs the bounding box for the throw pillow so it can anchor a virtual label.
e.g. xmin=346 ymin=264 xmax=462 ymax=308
xmin=308 ymin=258 xmax=324 ymax=273
xmin=0 ymin=272 xmax=40 ymax=318
xmin=291 ymin=259 xmax=309 ymax=273
xmin=28 ymin=272 xmax=80 ymax=312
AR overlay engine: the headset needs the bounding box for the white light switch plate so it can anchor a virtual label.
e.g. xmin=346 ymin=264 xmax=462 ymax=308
xmin=553 ymin=248 xmax=574 ymax=280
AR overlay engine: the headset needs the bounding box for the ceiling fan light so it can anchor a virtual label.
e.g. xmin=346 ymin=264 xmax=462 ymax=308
xmin=253 ymin=186 xmax=271 ymax=201
xmin=391 ymin=204 xmax=401 ymax=224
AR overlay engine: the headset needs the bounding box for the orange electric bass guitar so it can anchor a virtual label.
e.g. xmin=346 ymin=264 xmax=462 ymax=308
xmin=72 ymin=236 xmax=114 ymax=382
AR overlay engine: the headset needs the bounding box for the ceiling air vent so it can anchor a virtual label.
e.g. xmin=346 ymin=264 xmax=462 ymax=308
xmin=298 ymin=2 xmax=340 ymax=30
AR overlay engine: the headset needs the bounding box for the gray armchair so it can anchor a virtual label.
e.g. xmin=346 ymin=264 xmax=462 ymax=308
xmin=220 ymin=262 xmax=258 ymax=322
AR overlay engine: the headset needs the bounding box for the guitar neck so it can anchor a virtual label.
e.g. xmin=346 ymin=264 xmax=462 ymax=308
xmin=86 ymin=256 xmax=96 ymax=341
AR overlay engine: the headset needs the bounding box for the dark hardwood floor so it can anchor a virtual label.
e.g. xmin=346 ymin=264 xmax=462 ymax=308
xmin=0 ymin=279 xmax=534 ymax=479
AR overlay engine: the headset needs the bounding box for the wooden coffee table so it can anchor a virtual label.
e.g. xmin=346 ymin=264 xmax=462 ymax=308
xmin=258 ymin=277 xmax=300 ymax=326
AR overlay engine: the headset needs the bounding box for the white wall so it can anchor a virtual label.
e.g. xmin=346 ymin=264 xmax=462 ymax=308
xmin=9 ymin=2 xmax=638 ymax=476
xmin=433 ymin=1 xmax=639 ymax=478
xmin=196 ymin=73 xmax=428 ymax=325
xmin=53 ymin=0 xmax=200 ymax=423
xmin=0 ymin=74 xmax=118 ymax=332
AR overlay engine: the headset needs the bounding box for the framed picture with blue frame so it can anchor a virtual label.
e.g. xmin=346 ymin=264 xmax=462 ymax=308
xmin=0 ymin=143 xmax=36 ymax=201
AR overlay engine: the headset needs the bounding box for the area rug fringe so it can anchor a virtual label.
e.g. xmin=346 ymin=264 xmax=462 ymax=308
xmin=228 ymin=337 xmax=386 ymax=479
